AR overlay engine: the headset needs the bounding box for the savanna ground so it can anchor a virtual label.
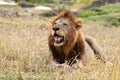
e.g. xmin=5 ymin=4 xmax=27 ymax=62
xmin=0 ymin=5 xmax=120 ymax=80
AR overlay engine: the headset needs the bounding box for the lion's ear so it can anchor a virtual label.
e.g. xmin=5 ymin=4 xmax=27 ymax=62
xmin=75 ymin=20 xmax=82 ymax=30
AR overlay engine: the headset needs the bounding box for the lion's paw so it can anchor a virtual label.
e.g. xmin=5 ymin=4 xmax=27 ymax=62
xmin=105 ymin=61 xmax=113 ymax=66
xmin=72 ymin=60 xmax=83 ymax=69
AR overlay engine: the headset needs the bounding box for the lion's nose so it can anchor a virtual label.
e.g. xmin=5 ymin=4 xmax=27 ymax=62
xmin=52 ymin=27 xmax=59 ymax=31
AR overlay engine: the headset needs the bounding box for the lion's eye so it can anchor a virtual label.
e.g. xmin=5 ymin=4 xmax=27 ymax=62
xmin=63 ymin=23 xmax=67 ymax=26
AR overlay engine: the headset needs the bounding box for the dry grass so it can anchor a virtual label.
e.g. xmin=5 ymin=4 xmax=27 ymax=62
xmin=0 ymin=15 xmax=120 ymax=80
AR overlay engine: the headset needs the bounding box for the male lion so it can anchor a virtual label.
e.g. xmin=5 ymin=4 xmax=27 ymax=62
xmin=48 ymin=10 xmax=110 ymax=68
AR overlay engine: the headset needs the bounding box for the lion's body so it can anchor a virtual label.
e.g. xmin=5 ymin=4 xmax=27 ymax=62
xmin=48 ymin=11 xmax=107 ymax=67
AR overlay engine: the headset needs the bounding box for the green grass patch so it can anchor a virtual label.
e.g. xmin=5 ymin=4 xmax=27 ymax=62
xmin=78 ymin=4 xmax=120 ymax=27
xmin=41 ymin=71 xmax=53 ymax=76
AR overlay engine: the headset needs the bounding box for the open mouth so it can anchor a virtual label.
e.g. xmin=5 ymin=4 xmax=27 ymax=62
xmin=54 ymin=33 xmax=64 ymax=46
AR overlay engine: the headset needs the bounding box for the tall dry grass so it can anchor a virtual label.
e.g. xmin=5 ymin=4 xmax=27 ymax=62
xmin=0 ymin=16 xmax=120 ymax=80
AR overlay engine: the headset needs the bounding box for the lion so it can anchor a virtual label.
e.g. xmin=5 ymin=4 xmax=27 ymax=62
xmin=48 ymin=10 xmax=111 ymax=68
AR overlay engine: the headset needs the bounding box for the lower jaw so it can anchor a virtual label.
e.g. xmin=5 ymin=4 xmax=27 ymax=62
xmin=54 ymin=42 xmax=64 ymax=46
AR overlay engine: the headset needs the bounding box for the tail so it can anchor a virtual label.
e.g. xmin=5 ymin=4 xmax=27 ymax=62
xmin=85 ymin=36 xmax=107 ymax=63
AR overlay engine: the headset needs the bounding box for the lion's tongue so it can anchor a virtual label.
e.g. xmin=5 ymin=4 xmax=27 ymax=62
xmin=55 ymin=36 xmax=63 ymax=42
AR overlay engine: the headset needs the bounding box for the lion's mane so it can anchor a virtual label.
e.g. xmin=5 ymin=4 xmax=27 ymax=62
xmin=48 ymin=11 xmax=85 ymax=65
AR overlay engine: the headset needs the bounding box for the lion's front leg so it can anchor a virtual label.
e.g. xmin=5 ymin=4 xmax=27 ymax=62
xmin=49 ymin=59 xmax=60 ymax=68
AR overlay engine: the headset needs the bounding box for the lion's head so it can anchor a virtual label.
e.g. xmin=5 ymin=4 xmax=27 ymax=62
xmin=50 ymin=11 xmax=82 ymax=47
